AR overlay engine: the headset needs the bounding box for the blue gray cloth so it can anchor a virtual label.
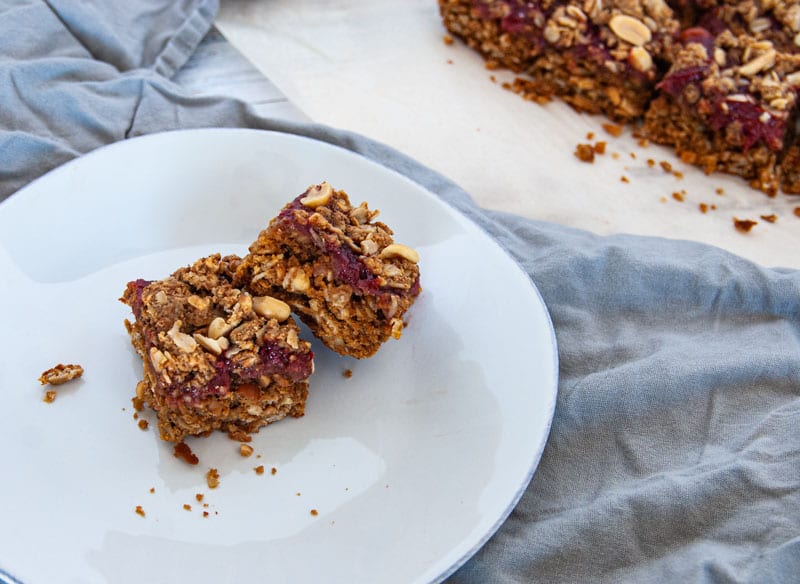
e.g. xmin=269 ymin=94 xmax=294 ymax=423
xmin=1 ymin=1 xmax=798 ymax=583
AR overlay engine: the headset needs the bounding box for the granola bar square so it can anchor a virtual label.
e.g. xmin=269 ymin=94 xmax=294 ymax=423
xmin=438 ymin=0 xmax=681 ymax=121
xmin=120 ymin=254 xmax=313 ymax=443
xmin=235 ymin=182 xmax=421 ymax=359
xmin=639 ymin=28 xmax=800 ymax=195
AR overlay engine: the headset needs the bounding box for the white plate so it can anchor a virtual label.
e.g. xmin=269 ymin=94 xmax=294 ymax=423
xmin=0 ymin=129 xmax=557 ymax=584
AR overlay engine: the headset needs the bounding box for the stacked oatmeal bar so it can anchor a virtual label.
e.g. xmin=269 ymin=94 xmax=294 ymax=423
xmin=439 ymin=0 xmax=800 ymax=195
xmin=235 ymin=182 xmax=422 ymax=359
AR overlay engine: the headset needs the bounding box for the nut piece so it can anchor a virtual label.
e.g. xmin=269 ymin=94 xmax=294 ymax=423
xmin=738 ymin=49 xmax=777 ymax=77
xmin=786 ymin=70 xmax=800 ymax=85
xmin=287 ymin=268 xmax=310 ymax=293
xmin=629 ymin=46 xmax=653 ymax=72
xmin=187 ymin=295 xmax=211 ymax=310
xmin=38 ymin=363 xmax=84 ymax=386
xmin=167 ymin=321 xmax=198 ymax=353
xmin=379 ymin=243 xmax=420 ymax=263
xmin=609 ymin=15 xmax=652 ymax=47
xmin=149 ymin=347 xmax=168 ymax=372
xmin=208 ymin=317 xmax=237 ymax=340
xmin=300 ymin=182 xmax=333 ymax=208
xmin=194 ymin=333 xmax=224 ymax=355
xmin=252 ymin=295 xmax=291 ymax=321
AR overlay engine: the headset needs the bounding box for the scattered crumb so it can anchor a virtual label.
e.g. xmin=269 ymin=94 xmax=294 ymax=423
xmin=443 ymin=34 xmax=454 ymax=45
xmin=602 ymin=123 xmax=623 ymax=137
xmin=711 ymin=204 xmax=717 ymax=210
xmin=501 ymin=81 xmax=512 ymax=90
xmin=133 ymin=412 xmax=139 ymax=420
xmin=343 ymin=368 xmax=353 ymax=379
xmin=183 ymin=504 xmax=192 ymax=511
xmin=760 ymin=214 xmax=778 ymax=223
xmin=173 ymin=442 xmax=199 ymax=465
xmin=612 ymin=152 xmax=620 ymax=160
xmin=586 ymin=131 xmax=595 ymax=140
xmin=135 ymin=505 xmax=145 ymax=518
xmin=38 ymin=363 xmax=83 ymax=386
xmin=271 ymin=467 xmax=277 ymax=475
xmin=574 ymin=143 xmax=595 ymax=163
xmin=132 ymin=396 xmax=144 ymax=412
xmin=296 ymin=492 xmax=302 ymax=497
xmin=660 ymin=196 xmax=668 ymax=203
xmin=489 ymin=75 xmax=497 ymax=83
xmin=672 ymin=192 xmax=685 ymax=202
xmin=206 ymin=468 xmax=220 ymax=489
xmin=699 ymin=203 xmax=709 ymax=213
xmin=203 ymin=511 xmax=209 ymax=518
xmin=620 ymin=175 xmax=630 ymax=183
xmin=43 ymin=390 xmax=57 ymax=403
xmin=646 ymin=159 xmax=656 ymax=168
xmin=593 ymin=141 xmax=607 ymax=155
xmin=733 ymin=218 xmax=758 ymax=233
xmin=716 ymin=187 xmax=725 ymax=195
xmin=485 ymin=60 xmax=499 ymax=71
xmin=660 ymin=161 xmax=673 ymax=173
xmin=138 ymin=419 xmax=149 ymax=431
xmin=795 ymin=207 xmax=800 ymax=217
xmin=239 ymin=443 xmax=254 ymax=457
xmin=673 ymin=171 xmax=684 ymax=180
xmin=254 ymin=465 xmax=265 ymax=475
xmin=196 ymin=493 xmax=204 ymax=502
xmin=446 ymin=59 xmax=453 ymax=65
xmin=637 ymin=138 xmax=650 ymax=147
xmin=630 ymin=152 xmax=637 ymax=160
xmin=149 ymin=487 xmax=155 ymax=494
xmin=310 ymin=509 xmax=319 ymax=517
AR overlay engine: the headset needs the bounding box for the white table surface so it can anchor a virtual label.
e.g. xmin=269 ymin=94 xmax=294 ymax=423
xmin=184 ymin=1 xmax=800 ymax=269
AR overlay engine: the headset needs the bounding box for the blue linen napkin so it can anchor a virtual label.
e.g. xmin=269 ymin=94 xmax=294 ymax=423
xmin=1 ymin=2 xmax=797 ymax=583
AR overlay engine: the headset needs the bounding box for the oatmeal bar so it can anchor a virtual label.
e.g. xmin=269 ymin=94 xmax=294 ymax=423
xmin=235 ymin=182 xmax=421 ymax=359
xmin=120 ymin=254 xmax=313 ymax=443
xmin=439 ymin=0 xmax=680 ymax=120
xmin=639 ymin=28 xmax=800 ymax=195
